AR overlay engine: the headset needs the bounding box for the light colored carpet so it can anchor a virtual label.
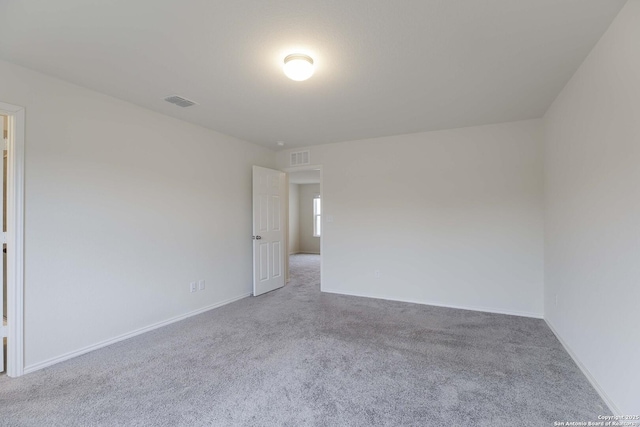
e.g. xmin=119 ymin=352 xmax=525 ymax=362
xmin=0 ymin=254 xmax=608 ymax=426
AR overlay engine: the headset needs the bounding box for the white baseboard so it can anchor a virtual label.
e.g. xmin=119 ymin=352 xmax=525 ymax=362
xmin=544 ymin=318 xmax=621 ymax=415
xmin=23 ymin=293 xmax=250 ymax=375
xmin=321 ymin=288 xmax=543 ymax=319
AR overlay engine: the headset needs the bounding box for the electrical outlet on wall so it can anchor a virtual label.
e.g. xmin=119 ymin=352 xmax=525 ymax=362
xmin=198 ymin=280 xmax=205 ymax=291
xmin=374 ymin=270 xmax=381 ymax=279
xmin=190 ymin=282 xmax=197 ymax=293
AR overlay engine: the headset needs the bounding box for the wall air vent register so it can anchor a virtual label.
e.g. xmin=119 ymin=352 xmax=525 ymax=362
xmin=290 ymin=150 xmax=310 ymax=166
xmin=164 ymin=95 xmax=198 ymax=108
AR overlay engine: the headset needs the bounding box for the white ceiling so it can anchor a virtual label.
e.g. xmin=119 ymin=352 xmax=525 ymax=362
xmin=0 ymin=0 xmax=626 ymax=150
xmin=289 ymin=170 xmax=321 ymax=185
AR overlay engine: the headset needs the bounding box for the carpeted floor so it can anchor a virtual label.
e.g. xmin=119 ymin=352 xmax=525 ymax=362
xmin=0 ymin=254 xmax=608 ymax=426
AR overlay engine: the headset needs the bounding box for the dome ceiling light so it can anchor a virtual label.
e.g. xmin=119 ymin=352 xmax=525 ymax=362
xmin=283 ymin=53 xmax=314 ymax=81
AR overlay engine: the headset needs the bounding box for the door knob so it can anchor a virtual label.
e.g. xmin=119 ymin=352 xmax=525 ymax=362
xmin=253 ymin=236 xmax=262 ymax=240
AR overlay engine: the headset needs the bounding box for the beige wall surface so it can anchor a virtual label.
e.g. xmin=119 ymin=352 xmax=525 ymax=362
xmin=298 ymin=184 xmax=320 ymax=254
xmin=288 ymin=183 xmax=300 ymax=254
xmin=0 ymin=59 xmax=275 ymax=368
xmin=543 ymin=0 xmax=640 ymax=414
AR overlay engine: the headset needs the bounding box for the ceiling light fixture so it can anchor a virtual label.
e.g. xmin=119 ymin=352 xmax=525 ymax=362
xmin=283 ymin=54 xmax=314 ymax=81
xmin=277 ymin=141 xmax=285 ymax=147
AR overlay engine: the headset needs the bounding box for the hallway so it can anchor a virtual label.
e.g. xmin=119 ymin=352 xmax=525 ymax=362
xmin=288 ymin=253 xmax=320 ymax=292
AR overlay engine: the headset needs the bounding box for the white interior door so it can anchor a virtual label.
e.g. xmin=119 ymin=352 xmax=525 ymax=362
xmin=252 ymin=166 xmax=285 ymax=296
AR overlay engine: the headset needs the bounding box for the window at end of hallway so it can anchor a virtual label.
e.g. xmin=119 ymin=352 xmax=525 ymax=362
xmin=313 ymin=196 xmax=321 ymax=237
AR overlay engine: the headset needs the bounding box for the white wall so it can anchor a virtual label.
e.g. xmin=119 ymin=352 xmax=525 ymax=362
xmin=277 ymin=119 xmax=544 ymax=317
xmin=288 ymin=183 xmax=300 ymax=254
xmin=543 ymin=0 xmax=640 ymax=414
xmin=298 ymin=184 xmax=321 ymax=254
xmin=0 ymin=59 xmax=275 ymax=369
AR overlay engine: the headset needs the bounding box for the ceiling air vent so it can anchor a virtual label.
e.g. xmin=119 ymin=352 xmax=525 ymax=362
xmin=290 ymin=150 xmax=310 ymax=167
xmin=164 ymin=95 xmax=198 ymax=108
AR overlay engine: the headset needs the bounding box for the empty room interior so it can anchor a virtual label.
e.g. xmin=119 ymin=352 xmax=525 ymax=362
xmin=0 ymin=0 xmax=639 ymax=425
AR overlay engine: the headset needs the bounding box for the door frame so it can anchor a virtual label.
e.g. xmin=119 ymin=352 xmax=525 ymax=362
xmin=282 ymin=164 xmax=323 ymax=290
xmin=0 ymin=102 xmax=26 ymax=377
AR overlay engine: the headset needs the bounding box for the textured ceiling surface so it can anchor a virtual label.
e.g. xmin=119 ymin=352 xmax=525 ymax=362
xmin=0 ymin=0 xmax=627 ymax=149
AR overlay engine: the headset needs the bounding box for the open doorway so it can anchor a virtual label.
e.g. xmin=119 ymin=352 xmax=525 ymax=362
xmin=2 ymin=114 xmax=6 ymax=373
xmin=0 ymin=101 xmax=25 ymax=378
xmin=287 ymin=168 xmax=321 ymax=291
